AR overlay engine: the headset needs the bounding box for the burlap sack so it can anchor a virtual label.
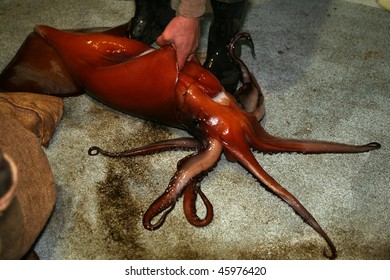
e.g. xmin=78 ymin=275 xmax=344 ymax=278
xmin=0 ymin=92 xmax=63 ymax=259
xmin=0 ymin=152 xmax=18 ymax=213
xmin=0 ymin=150 xmax=23 ymax=259
xmin=0 ymin=92 xmax=63 ymax=146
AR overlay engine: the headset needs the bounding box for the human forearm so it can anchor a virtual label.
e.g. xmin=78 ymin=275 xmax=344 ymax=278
xmin=178 ymin=0 xmax=207 ymax=18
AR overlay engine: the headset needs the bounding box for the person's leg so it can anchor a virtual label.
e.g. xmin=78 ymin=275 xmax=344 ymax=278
xmin=126 ymin=0 xmax=175 ymax=44
xmin=203 ymin=0 xmax=247 ymax=93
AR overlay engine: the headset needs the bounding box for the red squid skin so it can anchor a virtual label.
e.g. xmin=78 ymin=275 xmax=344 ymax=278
xmin=0 ymin=24 xmax=131 ymax=95
xmin=0 ymin=25 xmax=381 ymax=260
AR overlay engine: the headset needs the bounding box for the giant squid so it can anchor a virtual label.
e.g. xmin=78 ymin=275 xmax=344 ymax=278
xmin=0 ymin=24 xmax=381 ymax=259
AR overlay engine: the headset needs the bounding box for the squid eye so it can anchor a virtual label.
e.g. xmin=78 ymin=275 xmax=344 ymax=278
xmin=191 ymin=118 xmax=201 ymax=128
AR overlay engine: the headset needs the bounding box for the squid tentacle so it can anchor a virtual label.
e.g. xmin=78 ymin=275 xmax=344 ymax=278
xmin=250 ymin=124 xmax=381 ymax=154
xmin=88 ymin=136 xmax=217 ymax=230
xmin=229 ymin=31 xmax=265 ymax=121
xmin=224 ymin=134 xmax=337 ymax=259
xmin=143 ymin=138 xmax=223 ymax=230
xmin=178 ymin=32 xmax=259 ymax=227
xmin=175 ymin=31 xmax=263 ymax=228
xmin=88 ymin=137 xmax=202 ymax=157
xmin=183 ymin=177 xmax=214 ymax=227
xmin=228 ymin=31 xmax=255 ymax=86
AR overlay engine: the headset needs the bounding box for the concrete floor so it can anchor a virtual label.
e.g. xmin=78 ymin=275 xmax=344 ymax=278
xmin=0 ymin=0 xmax=389 ymax=259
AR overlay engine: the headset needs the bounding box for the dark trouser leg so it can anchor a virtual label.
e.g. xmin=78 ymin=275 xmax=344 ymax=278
xmin=126 ymin=0 xmax=175 ymax=44
xmin=203 ymin=0 xmax=247 ymax=93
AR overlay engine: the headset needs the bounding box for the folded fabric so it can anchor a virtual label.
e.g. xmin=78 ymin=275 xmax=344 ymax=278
xmin=0 ymin=152 xmax=17 ymax=213
xmin=0 ymin=92 xmax=63 ymax=259
xmin=0 ymin=92 xmax=63 ymax=146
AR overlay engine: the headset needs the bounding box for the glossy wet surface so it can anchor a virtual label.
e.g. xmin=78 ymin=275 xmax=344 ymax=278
xmin=0 ymin=0 xmax=389 ymax=259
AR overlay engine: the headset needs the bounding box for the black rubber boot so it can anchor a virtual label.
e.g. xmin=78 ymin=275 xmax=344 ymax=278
xmin=126 ymin=0 xmax=176 ymax=44
xmin=203 ymin=0 xmax=247 ymax=93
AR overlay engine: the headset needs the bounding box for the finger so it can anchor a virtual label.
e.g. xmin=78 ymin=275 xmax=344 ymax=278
xmin=177 ymin=54 xmax=186 ymax=70
xmin=156 ymin=35 xmax=170 ymax=47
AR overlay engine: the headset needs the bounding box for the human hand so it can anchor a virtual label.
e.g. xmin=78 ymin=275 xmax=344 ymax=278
xmin=156 ymin=15 xmax=200 ymax=70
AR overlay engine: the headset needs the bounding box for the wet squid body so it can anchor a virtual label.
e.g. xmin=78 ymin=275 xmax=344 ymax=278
xmin=0 ymin=24 xmax=381 ymax=259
